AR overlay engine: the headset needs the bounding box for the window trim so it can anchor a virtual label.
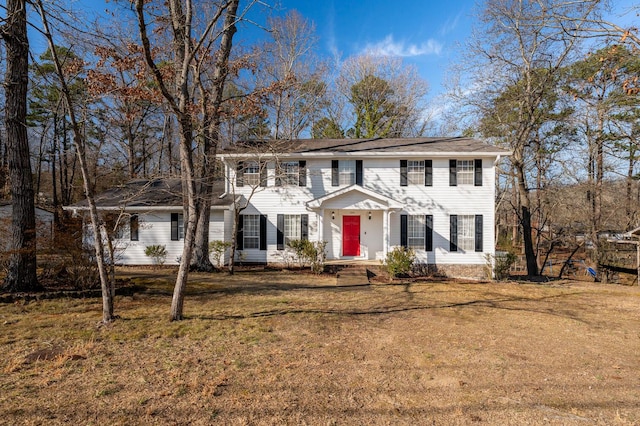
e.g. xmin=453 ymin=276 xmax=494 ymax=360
xmin=401 ymin=214 xmax=433 ymax=251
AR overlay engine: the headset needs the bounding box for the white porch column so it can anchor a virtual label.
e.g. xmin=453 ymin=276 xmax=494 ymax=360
xmin=383 ymin=209 xmax=389 ymax=257
xmin=318 ymin=209 xmax=324 ymax=242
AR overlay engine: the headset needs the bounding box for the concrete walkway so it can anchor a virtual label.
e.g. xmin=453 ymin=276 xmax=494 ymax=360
xmin=335 ymin=266 xmax=370 ymax=286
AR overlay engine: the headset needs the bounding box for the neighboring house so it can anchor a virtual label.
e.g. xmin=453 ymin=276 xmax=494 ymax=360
xmin=66 ymin=137 xmax=509 ymax=279
xmin=0 ymin=202 xmax=55 ymax=251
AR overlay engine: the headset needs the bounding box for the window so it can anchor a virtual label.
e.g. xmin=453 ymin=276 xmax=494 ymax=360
xmin=171 ymin=213 xmax=184 ymax=240
xmin=282 ymin=161 xmax=299 ymax=185
xmin=450 ymin=214 xmax=483 ymax=252
xmin=130 ymin=214 xmax=139 ymax=241
xmin=284 ymin=215 xmax=302 ymax=245
xmin=237 ymin=214 xmax=267 ymax=251
xmin=400 ymin=214 xmax=433 ymax=251
xmin=457 ymin=215 xmax=475 ymax=251
xmin=407 ymin=215 xmax=425 ymax=248
xmin=243 ymin=214 xmax=260 ymax=249
xmin=407 ymin=161 xmax=425 ymax=185
xmin=449 ymin=159 xmax=482 ymax=186
xmin=339 ymin=160 xmax=356 ymax=185
xmin=244 ymin=161 xmax=260 ymax=186
xmin=332 ymin=160 xmax=363 ymax=186
xmin=277 ymin=214 xmax=309 ymax=249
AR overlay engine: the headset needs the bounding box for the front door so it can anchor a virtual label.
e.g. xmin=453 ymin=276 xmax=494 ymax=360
xmin=342 ymin=215 xmax=361 ymax=256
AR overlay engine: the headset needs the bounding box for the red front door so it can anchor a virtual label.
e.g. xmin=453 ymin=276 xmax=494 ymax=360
xmin=342 ymin=215 xmax=361 ymax=256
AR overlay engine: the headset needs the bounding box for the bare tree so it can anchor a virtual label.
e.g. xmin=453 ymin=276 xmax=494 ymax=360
xmin=461 ymin=0 xmax=605 ymax=276
xmin=134 ymin=0 xmax=246 ymax=319
xmin=1 ymin=0 xmax=40 ymax=292
xmin=34 ymin=0 xmax=114 ymax=322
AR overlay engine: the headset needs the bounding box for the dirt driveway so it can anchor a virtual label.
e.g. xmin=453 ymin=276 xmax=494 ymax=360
xmin=1 ymin=271 xmax=639 ymax=425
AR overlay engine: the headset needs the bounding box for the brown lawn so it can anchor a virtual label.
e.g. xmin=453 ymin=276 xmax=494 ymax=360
xmin=1 ymin=268 xmax=639 ymax=425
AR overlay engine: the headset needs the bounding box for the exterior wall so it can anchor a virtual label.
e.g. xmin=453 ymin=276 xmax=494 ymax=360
xmin=228 ymin=156 xmax=496 ymax=266
xmin=112 ymin=210 xmax=226 ymax=265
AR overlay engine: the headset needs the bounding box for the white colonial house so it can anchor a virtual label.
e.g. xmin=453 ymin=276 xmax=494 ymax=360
xmin=66 ymin=137 xmax=509 ymax=279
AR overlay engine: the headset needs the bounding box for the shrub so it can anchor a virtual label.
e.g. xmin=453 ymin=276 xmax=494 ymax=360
xmin=144 ymin=245 xmax=167 ymax=266
xmin=208 ymin=240 xmax=231 ymax=268
xmin=287 ymin=239 xmax=327 ymax=274
xmin=486 ymin=251 xmax=517 ymax=280
xmin=384 ymin=246 xmax=415 ymax=278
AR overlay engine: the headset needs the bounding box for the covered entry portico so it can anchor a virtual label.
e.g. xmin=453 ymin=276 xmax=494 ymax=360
xmin=306 ymin=185 xmax=403 ymax=261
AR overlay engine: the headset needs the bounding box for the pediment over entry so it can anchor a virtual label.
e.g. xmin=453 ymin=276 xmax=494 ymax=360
xmin=306 ymin=185 xmax=403 ymax=211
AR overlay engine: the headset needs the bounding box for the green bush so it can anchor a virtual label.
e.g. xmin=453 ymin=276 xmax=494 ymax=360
xmin=487 ymin=251 xmax=517 ymax=280
xmin=383 ymin=246 xmax=415 ymax=278
xmin=208 ymin=240 xmax=231 ymax=268
xmin=287 ymin=239 xmax=327 ymax=274
xmin=144 ymin=244 xmax=167 ymax=266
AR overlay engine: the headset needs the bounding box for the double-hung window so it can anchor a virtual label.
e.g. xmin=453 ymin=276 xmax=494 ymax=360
xmin=242 ymin=214 xmax=260 ymax=249
xmin=277 ymin=214 xmax=309 ymax=250
xmin=456 ymin=160 xmax=474 ymax=185
xmin=130 ymin=214 xmax=139 ymax=241
xmin=450 ymin=214 xmax=483 ymax=252
xmin=244 ymin=161 xmax=260 ymax=186
xmin=449 ymin=159 xmax=482 ymax=186
xmin=171 ymin=213 xmax=184 ymax=241
xmin=282 ymin=161 xmax=299 ymax=185
xmin=400 ymin=214 xmax=433 ymax=251
xmin=339 ymin=160 xmax=356 ymax=185
xmin=332 ymin=160 xmax=363 ymax=186
xmin=407 ymin=161 xmax=425 ymax=185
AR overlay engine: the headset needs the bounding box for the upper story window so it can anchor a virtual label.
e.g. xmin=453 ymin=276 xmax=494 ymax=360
xmin=236 ymin=160 xmax=266 ymax=187
xmin=400 ymin=160 xmax=432 ymax=186
xmin=339 ymin=160 xmax=356 ymax=185
xmin=456 ymin=160 xmax=474 ymax=185
xmin=449 ymin=159 xmax=482 ymax=186
xmin=332 ymin=160 xmax=363 ymax=186
xmin=408 ymin=161 xmax=425 ymax=185
xmin=282 ymin=161 xmax=299 ymax=185
xmin=244 ymin=161 xmax=260 ymax=186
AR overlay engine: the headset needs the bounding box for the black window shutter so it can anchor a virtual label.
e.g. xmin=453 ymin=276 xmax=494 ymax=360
xmin=236 ymin=215 xmax=244 ymax=250
xmin=236 ymin=161 xmax=244 ymax=187
xmin=275 ymin=163 xmax=282 ymax=187
xmin=475 ymin=215 xmax=483 ymax=252
xmin=130 ymin=214 xmax=139 ymax=241
xmin=277 ymin=214 xmax=284 ymax=250
xmin=259 ymin=215 xmax=267 ymax=250
xmin=331 ymin=160 xmax=339 ymax=186
xmin=425 ymin=160 xmax=433 ymax=187
xmin=260 ymin=161 xmax=267 ymax=187
xmin=355 ymin=160 xmax=363 ymax=186
xmin=301 ymin=214 xmax=308 ymax=240
xmin=449 ymin=159 xmax=457 ymax=186
xmin=425 ymin=215 xmax=433 ymax=251
xmin=400 ymin=160 xmax=408 ymax=186
xmin=299 ymin=161 xmax=307 ymax=187
xmin=400 ymin=214 xmax=408 ymax=248
xmin=474 ymin=159 xmax=482 ymax=186
xmin=450 ymin=215 xmax=458 ymax=252
xmin=171 ymin=213 xmax=179 ymax=241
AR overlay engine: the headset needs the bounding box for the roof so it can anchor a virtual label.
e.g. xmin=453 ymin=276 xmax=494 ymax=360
xmin=218 ymin=137 xmax=511 ymax=158
xmin=66 ymin=178 xmax=235 ymax=210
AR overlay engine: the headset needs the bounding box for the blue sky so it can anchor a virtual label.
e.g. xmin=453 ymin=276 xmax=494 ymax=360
xmin=262 ymin=0 xmax=476 ymax=101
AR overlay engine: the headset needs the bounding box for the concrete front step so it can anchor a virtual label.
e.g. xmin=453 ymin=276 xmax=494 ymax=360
xmin=335 ymin=266 xmax=370 ymax=286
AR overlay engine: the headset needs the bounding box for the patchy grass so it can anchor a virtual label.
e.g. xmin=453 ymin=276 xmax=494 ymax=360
xmin=1 ymin=268 xmax=639 ymax=425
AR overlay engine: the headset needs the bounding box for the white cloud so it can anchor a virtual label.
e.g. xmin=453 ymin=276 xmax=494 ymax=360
xmin=440 ymin=13 xmax=461 ymax=36
xmin=362 ymin=35 xmax=442 ymax=58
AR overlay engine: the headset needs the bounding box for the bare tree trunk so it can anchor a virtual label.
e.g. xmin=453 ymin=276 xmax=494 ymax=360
xmin=1 ymin=0 xmax=40 ymax=292
xmin=35 ymin=0 xmax=114 ymax=322
xmin=192 ymin=0 xmax=239 ymax=272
